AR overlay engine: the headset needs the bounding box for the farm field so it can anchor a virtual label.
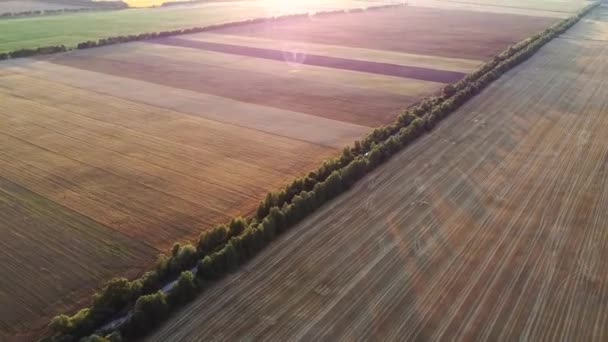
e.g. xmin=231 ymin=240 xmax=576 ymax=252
xmin=409 ymin=0 xmax=590 ymax=17
xmin=148 ymin=5 xmax=608 ymax=341
xmin=0 ymin=0 xmax=127 ymax=15
xmin=0 ymin=0 xmax=395 ymax=53
xmin=0 ymin=2 xmax=574 ymax=341
xmin=0 ymin=0 xmax=85 ymax=14
xmin=205 ymin=5 xmax=559 ymax=60
xmin=0 ymin=176 xmax=156 ymax=339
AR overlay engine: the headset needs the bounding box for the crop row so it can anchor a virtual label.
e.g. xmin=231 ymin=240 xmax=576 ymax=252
xmin=41 ymin=2 xmax=599 ymax=342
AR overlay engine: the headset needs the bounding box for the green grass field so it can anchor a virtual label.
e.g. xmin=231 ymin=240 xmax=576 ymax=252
xmin=0 ymin=0 xmax=389 ymax=53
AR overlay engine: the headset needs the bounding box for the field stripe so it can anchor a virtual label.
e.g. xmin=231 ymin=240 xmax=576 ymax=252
xmin=180 ymin=33 xmax=483 ymax=73
xmin=407 ymin=0 xmax=581 ymax=18
xmin=150 ymin=37 xmax=468 ymax=83
xmin=0 ymin=175 xmax=156 ymax=338
xmin=43 ymin=49 xmax=422 ymax=127
xmin=0 ymin=59 xmax=370 ymax=147
xmin=61 ymin=42 xmax=444 ymax=97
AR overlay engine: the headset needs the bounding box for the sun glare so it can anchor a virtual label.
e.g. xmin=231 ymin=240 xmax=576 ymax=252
xmin=123 ymin=0 xmax=165 ymax=7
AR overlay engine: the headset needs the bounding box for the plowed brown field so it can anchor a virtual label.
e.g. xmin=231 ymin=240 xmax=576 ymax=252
xmin=0 ymin=176 xmax=156 ymax=340
xmin=148 ymin=6 xmax=608 ymax=341
xmin=0 ymin=3 xmax=572 ymax=340
xmin=209 ymin=6 xmax=558 ymax=60
xmin=409 ymin=0 xmax=589 ymax=17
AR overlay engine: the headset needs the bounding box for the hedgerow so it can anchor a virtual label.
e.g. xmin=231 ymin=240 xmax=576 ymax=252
xmin=0 ymin=5 xmax=126 ymax=19
xmin=42 ymin=2 xmax=599 ymax=341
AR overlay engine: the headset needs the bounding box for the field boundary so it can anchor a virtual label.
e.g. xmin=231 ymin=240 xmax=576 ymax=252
xmin=0 ymin=7 xmax=126 ymax=20
xmin=0 ymin=3 xmax=402 ymax=60
xmin=42 ymin=2 xmax=599 ymax=341
xmin=0 ymin=0 xmax=127 ymax=18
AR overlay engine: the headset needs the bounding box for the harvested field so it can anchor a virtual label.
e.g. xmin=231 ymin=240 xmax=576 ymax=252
xmin=1 ymin=60 xmax=370 ymax=148
xmin=409 ymin=0 xmax=589 ymax=18
xmin=43 ymin=46 xmax=433 ymax=127
xmin=177 ymin=33 xmax=483 ymax=73
xmin=0 ymin=58 xmax=338 ymax=339
xmin=0 ymin=0 xmax=394 ymax=53
xmin=562 ymin=5 xmax=608 ymax=41
xmin=150 ymin=37 xmax=468 ymax=83
xmin=0 ymin=3 xmax=572 ymax=340
xmin=0 ymin=0 xmax=85 ymax=14
xmin=0 ymin=71 xmax=337 ymax=249
xmin=0 ymin=176 xmax=156 ymax=340
xmin=148 ymin=6 xmax=608 ymax=341
xmin=208 ymin=6 xmax=559 ymax=60
xmin=39 ymin=5 xmax=556 ymax=127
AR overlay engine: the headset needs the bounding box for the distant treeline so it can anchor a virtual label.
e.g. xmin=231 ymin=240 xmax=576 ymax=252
xmin=0 ymin=1 xmax=127 ymax=18
xmin=49 ymin=0 xmax=126 ymax=7
xmin=38 ymin=2 xmax=600 ymax=342
xmin=0 ymin=45 xmax=66 ymax=60
xmin=0 ymin=6 xmax=126 ymax=19
xmin=161 ymin=0 xmax=202 ymax=7
xmin=160 ymin=0 xmax=259 ymax=7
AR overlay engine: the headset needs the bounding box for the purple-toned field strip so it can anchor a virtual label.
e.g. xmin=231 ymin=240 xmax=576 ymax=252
xmin=150 ymin=37 xmax=467 ymax=83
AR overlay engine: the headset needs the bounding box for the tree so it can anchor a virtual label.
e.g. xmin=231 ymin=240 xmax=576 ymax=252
xmin=168 ymin=271 xmax=197 ymax=306
xmin=49 ymin=315 xmax=72 ymax=334
xmin=81 ymin=335 xmax=109 ymax=342
xmin=443 ymin=84 xmax=456 ymax=97
xmin=171 ymin=244 xmax=197 ymax=272
xmin=106 ymin=331 xmax=123 ymax=342
xmin=197 ymin=256 xmax=216 ymax=279
xmin=268 ymin=207 xmax=286 ymax=233
xmin=341 ymin=158 xmax=367 ymax=187
xmin=228 ymin=217 xmax=246 ymax=236
xmin=260 ymin=218 xmax=276 ymax=242
xmin=91 ymin=278 xmax=132 ymax=316
xmin=198 ymin=225 xmax=228 ymax=255
xmin=171 ymin=243 xmax=180 ymax=257
xmin=131 ymin=292 xmax=169 ymax=330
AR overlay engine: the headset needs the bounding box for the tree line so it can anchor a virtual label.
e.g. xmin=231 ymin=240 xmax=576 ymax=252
xmin=41 ymin=2 xmax=600 ymax=341
xmin=0 ymin=5 xmax=400 ymax=62
xmin=0 ymin=5 xmax=126 ymax=19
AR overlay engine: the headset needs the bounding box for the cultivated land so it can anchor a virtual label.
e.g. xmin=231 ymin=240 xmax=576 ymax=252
xmin=208 ymin=5 xmax=559 ymax=60
xmin=0 ymin=63 xmax=337 ymax=341
xmin=0 ymin=176 xmax=156 ymax=339
xmin=0 ymin=0 xmax=85 ymax=14
xmin=149 ymin=6 xmax=608 ymax=341
xmin=39 ymin=6 xmax=557 ymax=126
xmin=0 ymin=0 xmax=394 ymax=53
xmin=409 ymin=0 xmax=590 ymax=18
xmin=0 ymin=3 xmax=573 ymax=340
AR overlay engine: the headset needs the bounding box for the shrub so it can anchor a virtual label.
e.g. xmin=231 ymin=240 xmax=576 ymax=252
xmin=48 ymin=315 xmax=72 ymax=334
xmin=167 ymin=271 xmax=197 ymax=306
xmin=81 ymin=335 xmax=109 ymax=342
xmin=128 ymin=292 xmax=168 ymax=332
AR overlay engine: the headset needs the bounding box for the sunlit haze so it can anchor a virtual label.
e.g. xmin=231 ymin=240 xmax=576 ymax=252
xmin=122 ymin=0 xmax=337 ymax=9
